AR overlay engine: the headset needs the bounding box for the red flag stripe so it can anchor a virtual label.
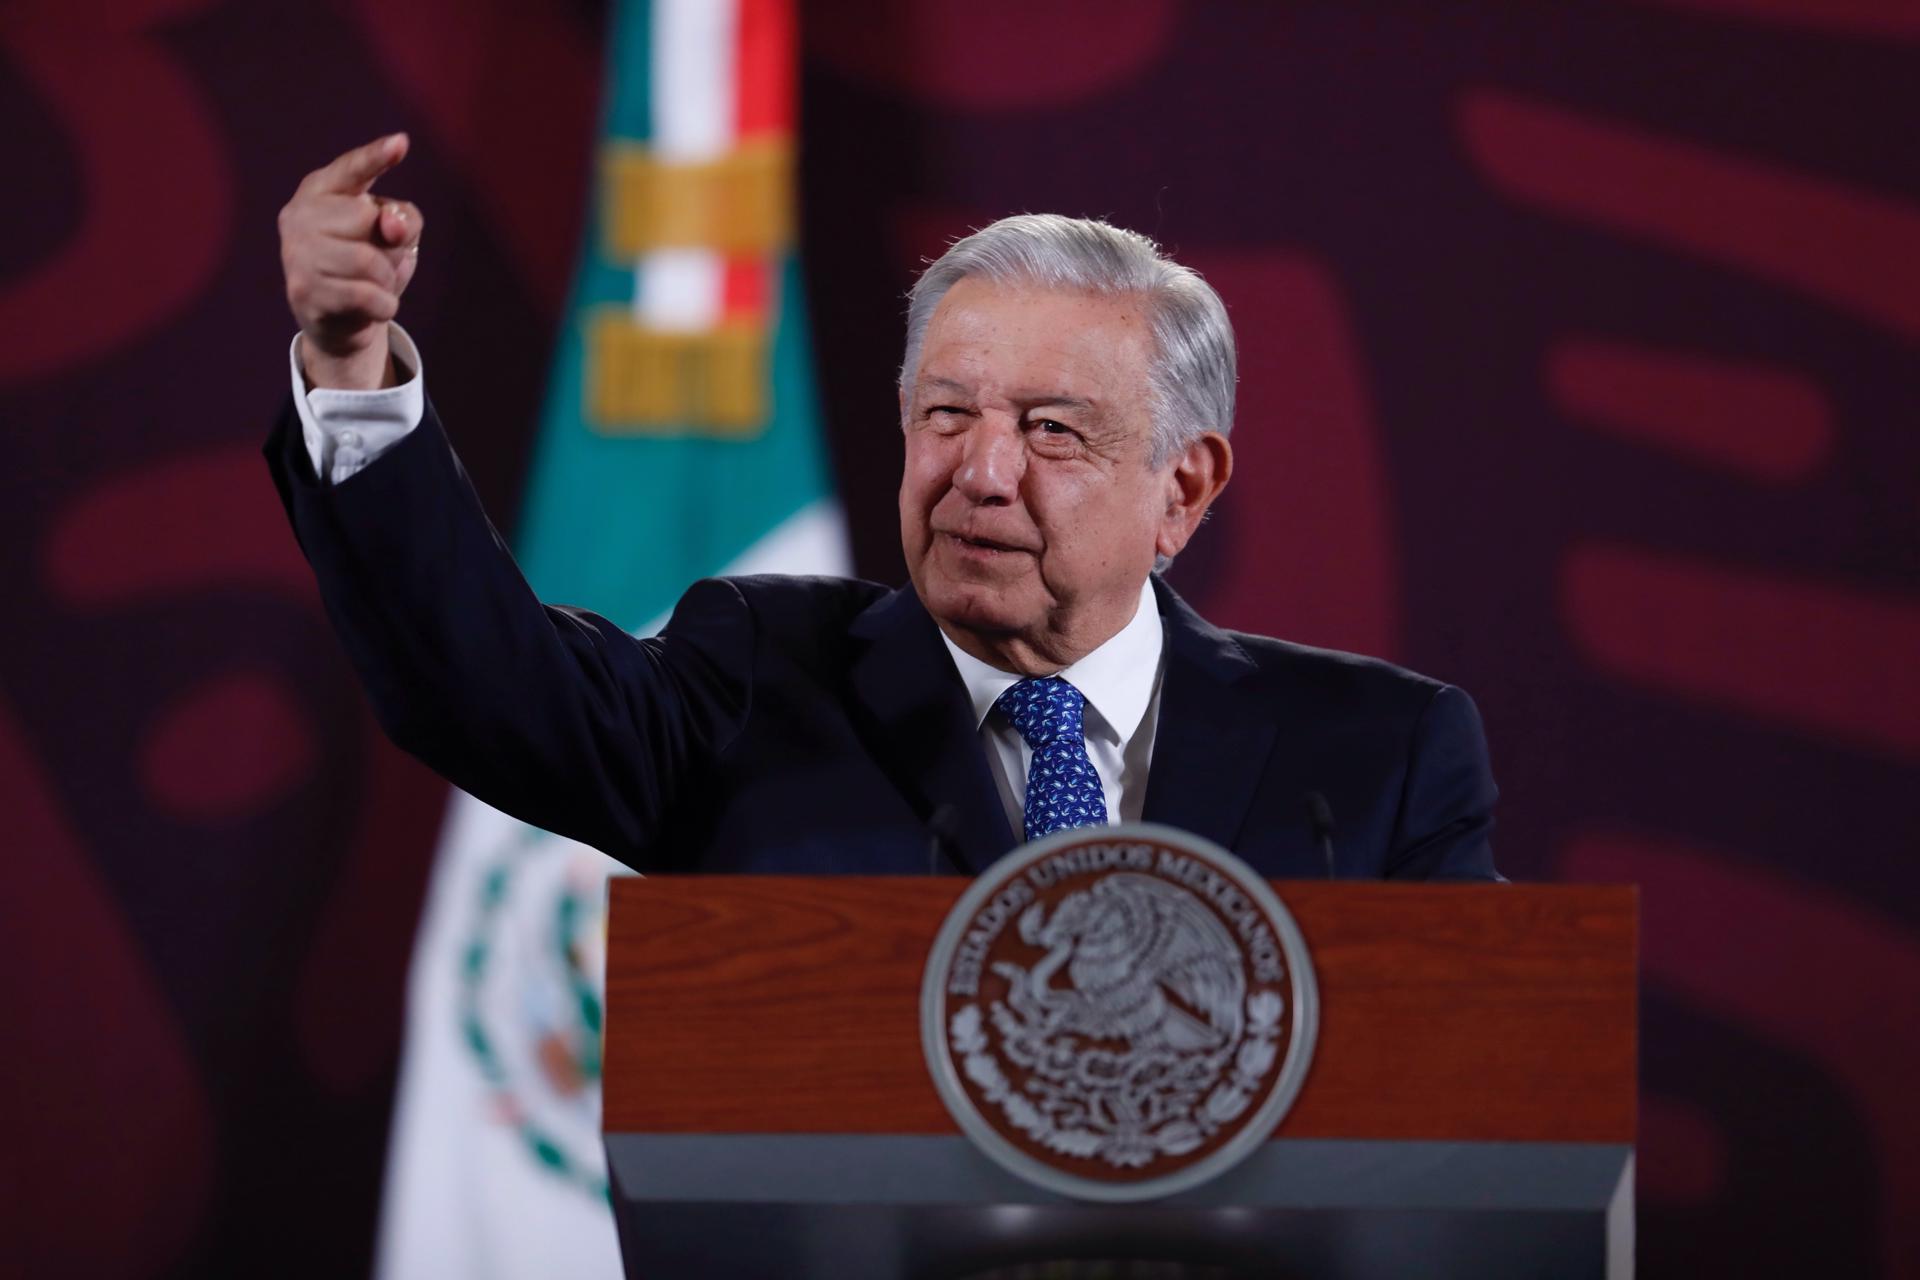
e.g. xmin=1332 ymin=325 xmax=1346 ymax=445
xmin=734 ymin=0 xmax=794 ymax=138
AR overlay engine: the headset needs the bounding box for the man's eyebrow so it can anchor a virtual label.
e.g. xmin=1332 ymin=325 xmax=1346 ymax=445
xmin=1022 ymin=393 xmax=1096 ymax=413
xmin=913 ymin=377 xmax=1098 ymax=413
xmin=915 ymin=375 xmax=974 ymax=398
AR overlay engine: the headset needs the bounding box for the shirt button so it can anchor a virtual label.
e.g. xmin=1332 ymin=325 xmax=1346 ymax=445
xmin=339 ymin=429 xmax=363 ymax=448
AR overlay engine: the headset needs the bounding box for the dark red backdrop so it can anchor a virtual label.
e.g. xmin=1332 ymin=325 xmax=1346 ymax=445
xmin=5 ymin=2 xmax=1916 ymax=1276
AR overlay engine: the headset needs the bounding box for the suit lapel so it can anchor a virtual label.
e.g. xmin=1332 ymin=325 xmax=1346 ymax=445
xmin=1142 ymin=577 xmax=1278 ymax=851
xmin=847 ymin=587 xmax=1016 ymax=873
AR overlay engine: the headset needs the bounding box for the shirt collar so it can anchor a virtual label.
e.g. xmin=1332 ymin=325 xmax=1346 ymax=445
xmin=937 ymin=578 xmax=1164 ymax=745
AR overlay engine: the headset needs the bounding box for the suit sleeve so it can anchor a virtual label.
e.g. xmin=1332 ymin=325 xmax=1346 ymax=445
xmin=264 ymin=394 xmax=751 ymax=869
xmin=1384 ymin=684 xmax=1503 ymax=881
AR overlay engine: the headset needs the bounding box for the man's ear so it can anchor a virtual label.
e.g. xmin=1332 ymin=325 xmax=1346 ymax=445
xmin=1155 ymin=431 xmax=1233 ymax=560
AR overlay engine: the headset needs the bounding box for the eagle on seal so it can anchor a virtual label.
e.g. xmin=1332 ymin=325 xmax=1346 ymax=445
xmin=1012 ymin=873 xmax=1246 ymax=1054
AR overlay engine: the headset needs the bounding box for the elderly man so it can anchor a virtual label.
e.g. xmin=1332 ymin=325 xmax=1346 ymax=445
xmin=269 ymin=134 xmax=1499 ymax=879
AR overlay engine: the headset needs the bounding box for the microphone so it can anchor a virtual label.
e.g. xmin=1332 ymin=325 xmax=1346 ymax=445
xmin=927 ymin=803 xmax=964 ymax=875
xmin=1307 ymin=792 xmax=1337 ymax=879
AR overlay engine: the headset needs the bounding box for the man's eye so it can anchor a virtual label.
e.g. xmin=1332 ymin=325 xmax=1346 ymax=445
xmin=1035 ymin=419 xmax=1077 ymax=438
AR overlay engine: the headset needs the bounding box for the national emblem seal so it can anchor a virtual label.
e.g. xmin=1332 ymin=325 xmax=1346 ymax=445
xmin=922 ymin=824 xmax=1318 ymax=1201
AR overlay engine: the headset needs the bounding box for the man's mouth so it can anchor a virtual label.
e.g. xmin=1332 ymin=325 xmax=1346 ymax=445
xmin=943 ymin=531 xmax=1027 ymax=555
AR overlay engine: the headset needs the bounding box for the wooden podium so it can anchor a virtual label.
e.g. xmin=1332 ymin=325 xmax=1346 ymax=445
xmin=604 ymin=878 xmax=1637 ymax=1279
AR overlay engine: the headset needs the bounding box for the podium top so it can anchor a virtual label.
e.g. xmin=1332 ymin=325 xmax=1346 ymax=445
xmin=604 ymin=878 xmax=1635 ymax=1145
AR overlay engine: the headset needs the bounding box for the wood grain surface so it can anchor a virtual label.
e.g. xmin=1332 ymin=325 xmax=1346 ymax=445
xmin=603 ymin=878 xmax=1636 ymax=1143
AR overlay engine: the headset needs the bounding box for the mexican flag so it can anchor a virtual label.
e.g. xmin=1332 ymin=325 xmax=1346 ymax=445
xmin=373 ymin=1 xmax=846 ymax=1275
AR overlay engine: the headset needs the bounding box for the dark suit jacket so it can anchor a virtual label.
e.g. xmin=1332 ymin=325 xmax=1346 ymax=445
xmin=267 ymin=399 xmax=1500 ymax=880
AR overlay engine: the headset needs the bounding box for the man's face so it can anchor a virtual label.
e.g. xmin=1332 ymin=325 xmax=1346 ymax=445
xmin=899 ymin=278 xmax=1180 ymax=673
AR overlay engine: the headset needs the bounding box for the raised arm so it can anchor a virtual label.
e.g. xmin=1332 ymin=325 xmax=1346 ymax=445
xmin=267 ymin=138 xmax=749 ymax=868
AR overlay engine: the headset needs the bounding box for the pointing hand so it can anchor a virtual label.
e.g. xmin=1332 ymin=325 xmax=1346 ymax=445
xmin=278 ymin=133 xmax=425 ymax=390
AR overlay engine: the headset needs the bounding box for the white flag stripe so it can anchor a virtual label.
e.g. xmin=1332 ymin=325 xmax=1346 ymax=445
xmin=636 ymin=0 xmax=737 ymax=330
xmin=634 ymin=247 xmax=726 ymax=330
xmin=713 ymin=496 xmax=852 ymax=580
xmin=651 ymin=0 xmax=737 ymax=161
xmin=373 ymin=799 xmax=627 ymax=1280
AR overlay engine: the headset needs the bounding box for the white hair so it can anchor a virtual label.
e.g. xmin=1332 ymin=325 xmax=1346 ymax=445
xmin=898 ymin=214 xmax=1237 ymax=467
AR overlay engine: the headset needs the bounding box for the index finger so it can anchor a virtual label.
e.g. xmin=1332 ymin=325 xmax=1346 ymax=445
xmin=312 ymin=132 xmax=410 ymax=197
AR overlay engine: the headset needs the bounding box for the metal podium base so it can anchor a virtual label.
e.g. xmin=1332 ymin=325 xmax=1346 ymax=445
xmin=606 ymin=1135 xmax=1634 ymax=1279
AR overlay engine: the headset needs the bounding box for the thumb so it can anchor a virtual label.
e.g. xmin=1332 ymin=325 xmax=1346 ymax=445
xmin=375 ymin=199 xmax=420 ymax=249
xmin=394 ymin=242 xmax=420 ymax=296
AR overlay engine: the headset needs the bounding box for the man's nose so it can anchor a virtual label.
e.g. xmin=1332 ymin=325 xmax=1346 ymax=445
xmin=952 ymin=418 xmax=1023 ymax=504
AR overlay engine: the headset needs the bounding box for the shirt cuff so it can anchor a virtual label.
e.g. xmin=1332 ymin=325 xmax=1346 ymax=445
xmin=289 ymin=325 xmax=426 ymax=484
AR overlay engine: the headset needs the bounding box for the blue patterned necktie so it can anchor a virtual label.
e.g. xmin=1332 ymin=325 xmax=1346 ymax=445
xmin=995 ymin=676 xmax=1110 ymax=842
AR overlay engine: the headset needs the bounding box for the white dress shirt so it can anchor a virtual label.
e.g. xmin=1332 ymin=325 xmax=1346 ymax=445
xmin=289 ymin=327 xmax=426 ymax=482
xmin=292 ymin=329 xmax=1170 ymax=837
xmin=938 ymin=580 xmax=1166 ymax=837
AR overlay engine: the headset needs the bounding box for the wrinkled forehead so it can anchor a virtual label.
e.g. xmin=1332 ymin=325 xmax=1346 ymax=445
xmin=913 ymin=279 xmax=1156 ymax=407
